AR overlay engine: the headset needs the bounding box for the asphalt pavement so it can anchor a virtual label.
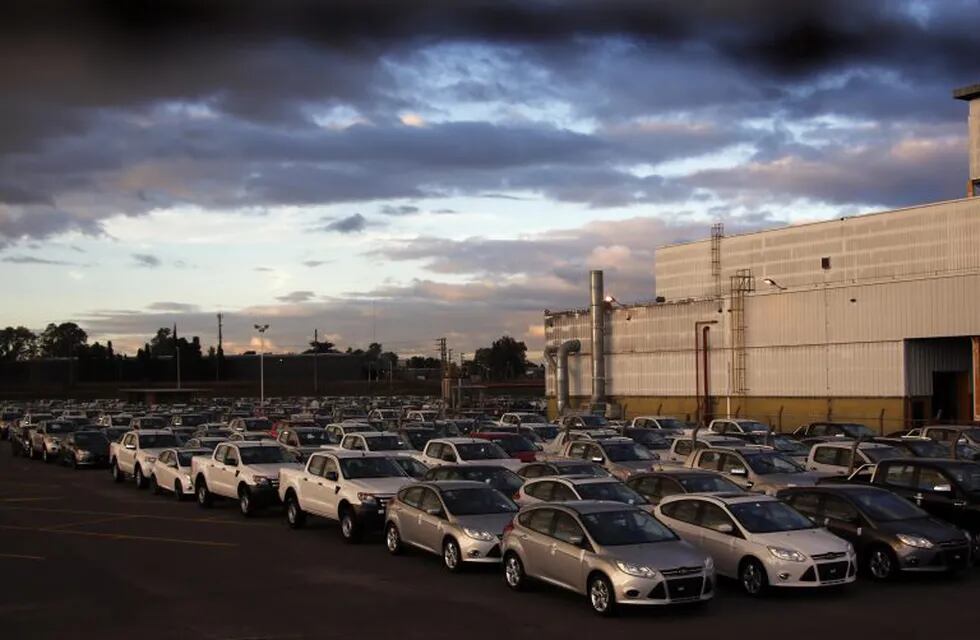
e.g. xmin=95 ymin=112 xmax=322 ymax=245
xmin=0 ymin=447 xmax=976 ymax=640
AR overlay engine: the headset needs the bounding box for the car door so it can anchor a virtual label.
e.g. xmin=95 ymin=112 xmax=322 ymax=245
xmin=217 ymin=446 xmax=241 ymax=495
xmin=515 ymin=508 xmax=556 ymax=579
xmin=416 ymin=488 xmax=447 ymax=552
xmin=319 ymin=456 xmax=343 ymax=518
xmin=155 ymin=451 xmax=174 ymax=486
xmin=301 ymin=455 xmax=328 ymax=516
xmin=119 ymin=433 xmax=137 ymax=472
xmin=914 ymin=465 xmax=960 ymax=525
xmin=546 ymin=511 xmax=590 ymax=590
xmin=695 ymin=502 xmax=742 ymax=576
xmin=820 ymin=494 xmax=865 ymax=546
xmin=395 ymin=486 xmax=425 ymax=543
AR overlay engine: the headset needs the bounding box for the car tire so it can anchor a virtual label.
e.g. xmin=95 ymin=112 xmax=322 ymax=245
xmin=587 ymin=573 xmax=616 ymax=616
xmin=175 ymin=480 xmax=186 ymax=501
xmin=739 ymin=557 xmax=768 ymax=596
xmin=196 ymin=480 xmax=213 ymax=508
xmin=443 ymin=538 xmax=463 ymax=573
xmin=286 ymin=495 xmax=306 ymax=529
xmin=111 ymin=461 xmax=124 ymax=483
xmin=503 ymin=553 xmax=526 ymax=591
xmin=239 ymin=486 xmax=254 ymax=517
xmin=385 ymin=522 xmax=403 ymax=555
xmin=339 ymin=508 xmax=361 ymax=543
xmin=866 ymin=545 xmax=897 ymax=581
xmin=134 ymin=465 xmax=147 ymax=489
xmin=149 ymin=474 xmax=160 ymax=495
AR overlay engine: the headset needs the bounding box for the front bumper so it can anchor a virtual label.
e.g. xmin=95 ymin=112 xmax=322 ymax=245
xmin=616 ymin=569 xmax=715 ymax=606
xmin=353 ymin=501 xmax=392 ymax=531
xmin=458 ymin=535 xmax=504 ymax=564
xmin=896 ymin=543 xmax=971 ymax=572
xmin=74 ymin=454 xmax=110 ymax=467
xmin=248 ymin=483 xmax=282 ymax=507
xmin=763 ymin=554 xmax=858 ymax=588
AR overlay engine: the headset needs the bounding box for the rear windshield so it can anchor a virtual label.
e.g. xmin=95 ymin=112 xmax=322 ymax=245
xmin=139 ymin=433 xmax=179 ymax=448
xmin=440 ymin=488 xmax=517 ymax=516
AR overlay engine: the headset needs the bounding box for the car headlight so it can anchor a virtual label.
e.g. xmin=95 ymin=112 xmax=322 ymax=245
xmin=78 ymin=451 xmax=92 ymax=459
xmin=463 ymin=528 xmax=497 ymax=541
xmin=704 ymin=556 xmax=714 ymax=571
xmin=896 ymin=533 xmax=934 ymax=549
xmin=767 ymin=546 xmax=807 ymax=562
xmin=144 ymin=456 xmax=157 ymax=463
xmin=184 ymin=474 xmax=193 ymax=484
xmin=357 ymin=493 xmax=378 ymax=504
xmin=252 ymin=476 xmax=271 ymax=485
xmin=615 ymin=560 xmax=660 ymax=579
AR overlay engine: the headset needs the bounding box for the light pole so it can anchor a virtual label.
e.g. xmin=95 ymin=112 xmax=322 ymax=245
xmin=254 ymin=324 xmax=269 ymax=407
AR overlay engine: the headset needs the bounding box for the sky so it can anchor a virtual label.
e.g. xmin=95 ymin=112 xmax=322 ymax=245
xmin=2 ymin=0 xmax=979 ymax=359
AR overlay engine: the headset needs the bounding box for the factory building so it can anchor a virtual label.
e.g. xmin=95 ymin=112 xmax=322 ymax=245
xmin=544 ymin=85 xmax=980 ymax=432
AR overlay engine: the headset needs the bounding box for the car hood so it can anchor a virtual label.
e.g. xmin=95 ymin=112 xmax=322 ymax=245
xmin=140 ymin=447 xmax=172 ymax=456
xmin=603 ymin=540 xmax=708 ymax=569
xmin=753 ymin=529 xmax=849 ymax=555
xmin=877 ymin=516 xmax=966 ymax=542
xmin=756 ymin=472 xmax=826 ymax=489
xmin=453 ymin=512 xmax=516 ymax=535
xmin=611 ymin=460 xmax=659 ymax=474
xmin=346 ymin=477 xmax=413 ymax=495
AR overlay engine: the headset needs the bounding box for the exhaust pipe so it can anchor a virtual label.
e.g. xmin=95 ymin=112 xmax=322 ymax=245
xmin=590 ymin=270 xmax=606 ymax=405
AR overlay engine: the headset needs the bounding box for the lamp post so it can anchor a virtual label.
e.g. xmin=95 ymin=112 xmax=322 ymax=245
xmin=254 ymin=324 xmax=270 ymax=407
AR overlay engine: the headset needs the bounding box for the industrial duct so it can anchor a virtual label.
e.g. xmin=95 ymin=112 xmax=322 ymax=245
xmin=590 ymin=270 xmax=606 ymax=404
xmin=547 ymin=339 xmax=581 ymax=415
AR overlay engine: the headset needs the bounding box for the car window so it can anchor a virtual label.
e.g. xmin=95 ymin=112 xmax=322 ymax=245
xmin=425 ymin=442 xmax=443 ymax=459
xmin=400 ymin=486 xmax=425 ymax=508
xmin=568 ymin=442 xmax=588 ymax=458
xmin=661 ymin=499 xmax=700 ymax=524
xmin=813 ymin=447 xmax=839 ymax=465
xmin=214 ymin=444 xmax=228 ymax=461
xmin=224 ymin=448 xmax=239 ymax=465
xmin=552 ymin=512 xmax=587 ymax=545
xmin=674 ymin=440 xmax=692 ymax=456
xmin=526 ymin=481 xmax=555 ymax=501
xmin=635 ymin=477 xmax=661 ymax=498
xmin=308 ymin=455 xmax=326 ymax=476
xmin=322 ymin=457 xmax=339 ymax=479
xmin=720 ymin=453 xmax=746 ymax=474
xmin=823 ymin=495 xmax=860 ymax=522
xmin=660 ymin=478 xmax=684 ymax=497
xmin=698 ymin=502 xmax=737 ymax=533
xmin=521 ymin=508 xmax=555 ymax=535
xmin=883 ymin=463 xmax=916 ymax=488
xmin=521 ymin=465 xmax=544 ymax=479
xmin=786 ymin=492 xmax=821 ymax=517
xmin=916 ymin=467 xmax=950 ymax=492
xmin=552 ymin=484 xmax=578 ymax=501
xmin=698 ymin=451 xmax=721 ymax=470
xmin=809 ymin=425 xmax=826 ymax=437
xmin=420 ymin=489 xmax=444 ymax=514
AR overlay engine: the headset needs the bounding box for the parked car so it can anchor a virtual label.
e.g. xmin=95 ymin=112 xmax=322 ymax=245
xmin=183 ymin=436 xmax=225 ymax=451
xmin=906 ymin=425 xmax=980 ymax=448
xmin=191 ymin=442 xmax=301 ymax=516
xmin=280 ymin=451 xmax=413 ymax=541
xmin=657 ymin=493 xmax=857 ymax=595
xmin=543 ymin=428 xmax=619 ymax=456
xmin=686 ymin=446 xmax=826 ymax=494
xmin=628 ymin=415 xmax=686 ymax=432
xmin=805 ymin=441 xmax=904 ymax=476
xmin=517 ymin=460 xmax=611 ymax=479
xmin=626 ymin=470 xmax=743 ymax=505
xmin=792 ymin=422 xmax=877 ymax=441
xmin=419 ymin=437 xmax=524 ymax=472
xmin=390 ymin=455 xmax=429 ymax=479
xmin=149 ymin=448 xmax=210 ymax=499
xmin=660 ymin=435 xmax=748 ymax=465
xmin=396 ymin=427 xmax=437 ymax=451
xmin=384 ymin=481 xmax=519 ymax=571
xmin=228 ymin=417 xmax=273 ymax=433
xmin=618 ymin=428 xmax=673 ymax=454
xmin=471 ymin=432 xmax=540 ymax=463
xmin=706 ymin=419 xmax=771 ymax=436
xmin=516 ymin=476 xmax=650 ymax=510
xmin=59 ymin=430 xmax=110 ymax=468
xmin=779 ymin=485 xmax=972 ymax=579
xmin=30 ymin=421 xmax=80 ymax=462
xmin=109 ymin=429 xmax=180 ymax=488
xmin=557 ymin=437 xmax=660 ymax=480
xmin=129 ymin=416 xmax=168 ymax=431
xmin=872 ymin=436 xmax=978 ymax=460
xmin=501 ymin=501 xmax=714 ymax=615
xmin=341 ymin=431 xmax=411 ymax=453
xmin=423 ymin=464 xmax=524 ymax=498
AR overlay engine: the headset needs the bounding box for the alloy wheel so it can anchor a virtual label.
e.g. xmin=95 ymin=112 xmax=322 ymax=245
xmin=444 ymin=540 xmax=460 ymax=571
xmin=742 ymin=561 xmax=764 ymax=595
xmin=869 ymin=549 xmax=893 ymax=580
xmin=589 ymin=577 xmax=611 ymax=613
xmin=504 ymin=555 xmax=524 ymax=589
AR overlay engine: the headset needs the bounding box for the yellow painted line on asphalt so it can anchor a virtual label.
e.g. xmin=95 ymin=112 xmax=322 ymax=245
xmin=0 ymin=553 xmax=46 ymax=561
xmin=0 ymin=524 xmax=238 ymax=548
xmin=0 ymin=505 xmax=273 ymax=527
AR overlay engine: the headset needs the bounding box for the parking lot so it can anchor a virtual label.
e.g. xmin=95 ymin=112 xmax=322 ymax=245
xmin=0 ymin=450 xmax=975 ymax=640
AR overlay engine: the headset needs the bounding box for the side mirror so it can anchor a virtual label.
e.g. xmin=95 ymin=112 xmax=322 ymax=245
xmin=933 ymin=484 xmax=952 ymax=493
xmin=716 ymin=523 xmax=735 ymax=535
xmin=591 ymin=456 xmax=605 ymax=464
xmin=730 ymin=467 xmax=747 ymax=476
xmin=425 ymin=507 xmax=444 ymax=517
xmin=568 ymin=534 xmax=585 ymax=547
xmin=325 ymin=471 xmax=339 ymax=482
xmin=125 ymin=443 xmax=136 ymax=450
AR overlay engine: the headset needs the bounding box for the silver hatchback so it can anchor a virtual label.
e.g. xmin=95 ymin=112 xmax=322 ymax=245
xmin=502 ymin=501 xmax=714 ymax=616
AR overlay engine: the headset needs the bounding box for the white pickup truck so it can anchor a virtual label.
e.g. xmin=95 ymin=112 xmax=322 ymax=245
xmin=109 ymin=429 xmax=181 ymax=488
xmin=279 ymin=450 xmax=413 ymax=542
xmin=191 ymin=442 xmax=301 ymax=516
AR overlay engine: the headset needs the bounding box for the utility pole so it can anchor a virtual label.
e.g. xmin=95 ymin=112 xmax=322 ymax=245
xmin=216 ymin=313 xmax=223 ymax=382
xmin=313 ymin=328 xmax=319 ymax=395
xmin=174 ymin=323 xmax=181 ymax=390
xmin=436 ymin=337 xmax=448 ymax=403
xmin=254 ymin=324 xmax=270 ymax=407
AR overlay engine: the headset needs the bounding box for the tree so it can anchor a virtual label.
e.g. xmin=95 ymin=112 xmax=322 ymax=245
xmin=304 ymin=338 xmax=337 ymax=354
xmin=406 ymin=356 xmax=441 ymax=368
xmin=0 ymin=326 xmax=37 ymax=361
xmin=149 ymin=327 xmax=175 ymax=357
xmin=474 ymin=335 xmax=528 ymax=381
xmin=38 ymin=322 xmax=88 ymax=357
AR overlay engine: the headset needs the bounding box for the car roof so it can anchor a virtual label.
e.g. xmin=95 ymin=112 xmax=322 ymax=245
xmin=534 ymin=500 xmax=638 ymax=515
xmin=434 ymin=437 xmax=486 ymax=445
xmin=661 ymin=491 xmax=762 ymax=506
xmin=534 ymin=475 xmax=617 ymax=486
xmin=131 ymin=429 xmax=173 ymax=435
xmin=420 ymin=480 xmax=494 ymax=490
xmin=229 ymin=441 xmax=281 ymax=448
xmin=320 ymin=449 xmax=394 ymax=459
xmin=815 ymin=441 xmax=895 ymax=449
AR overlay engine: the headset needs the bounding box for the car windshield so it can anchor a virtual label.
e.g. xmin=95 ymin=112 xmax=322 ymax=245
xmin=392 ymin=457 xmax=428 ymax=478
xmin=737 ymin=421 xmax=770 ymax=433
xmin=366 ymin=436 xmax=408 ymax=451
xmin=729 ymin=501 xmax=814 ymax=533
xmin=45 ymin=423 xmax=77 ymax=434
xmin=104 ymin=428 xmax=128 ymax=441
xmin=401 ymin=430 xmax=434 ymax=450
xmin=580 ymin=509 xmax=676 ymax=546
xmin=440 ymin=487 xmax=517 ymax=515
xmin=491 ymin=435 xmax=536 ymax=454
xmin=772 ymin=436 xmax=809 ymax=455
xmin=457 ymin=468 xmax=523 ymax=495
xmin=850 ymin=490 xmax=927 ymax=521
xmin=244 ymin=418 xmax=271 ymax=430
xmin=531 ymin=426 xmax=559 ymax=440
xmin=456 ymin=442 xmax=509 ymax=461
xmin=557 ymin=463 xmax=609 ymax=477
xmin=944 ymin=463 xmax=980 ymax=492
xmin=519 ymin=415 xmax=547 ymax=424
xmin=238 ymin=446 xmax=289 ymax=464
xmin=575 ymin=482 xmax=648 ymax=505
xmin=603 ymin=442 xmax=656 ymax=461
xmin=179 ymin=415 xmax=207 ymax=426
xmin=138 ymin=433 xmax=178 ymax=448
xmin=906 ymin=440 xmax=949 ymax=457
xmin=340 ymin=457 xmax=405 ymax=479
xmin=626 ymin=431 xmax=671 ymax=450
xmin=176 ymin=450 xmax=206 ymax=466
xmin=296 ymin=430 xmax=329 ymax=444
xmin=742 ymin=452 xmax=803 ymax=475
xmin=961 ymin=429 xmax=980 ymax=441
xmin=138 ymin=417 xmax=166 ymax=428
xmin=74 ymin=432 xmax=108 ymax=447
xmin=840 ymin=423 xmax=876 ymax=438
xmin=578 ymin=416 xmax=608 ymax=428
xmin=655 ymin=418 xmax=685 ymax=430
xmin=678 ymin=475 xmax=743 ymax=493
xmin=863 ymin=447 xmax=904 ymax=462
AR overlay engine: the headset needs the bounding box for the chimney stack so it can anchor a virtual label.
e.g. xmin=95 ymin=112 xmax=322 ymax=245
xmin=954 ymin=83 xmax=980 ymax=197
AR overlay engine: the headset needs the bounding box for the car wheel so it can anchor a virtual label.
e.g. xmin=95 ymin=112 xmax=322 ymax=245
xmin=588 ymin=573 xmax=616 ymax=616
xmin=111 ymin=461 xmax=124 ymax=483
xmin=239 ymin=487 xmax=253 ymax=517
xmin=504 ymin=553 xmax=526 ymax=591
xmin=148 ymin=474 xmax=160 ymax=495
xmin=286 ymin=495 xmax=306 ymax=529
xmin=196 ymin=481 xmax=212 ymax=508
xmin=385 ymin=522 xmax=404 ymax=554
xmin=134 ymin=465 xmax=147 ymax=489
xmin=443 ymin=538 xmax=463 ymax=573
xmin=340 ymin=508 xmax=361 ymax=543
xmin=740 ymin=558 xmax=768 ymax=596
xmin=866 ymin=546 xmax=897 ymax=581
xmin=174 ymin=480 xmax=186 ymax=501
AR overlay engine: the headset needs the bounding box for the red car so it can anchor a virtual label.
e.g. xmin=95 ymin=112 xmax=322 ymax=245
xmin=470 ymin=432 xmax=540 ymax=463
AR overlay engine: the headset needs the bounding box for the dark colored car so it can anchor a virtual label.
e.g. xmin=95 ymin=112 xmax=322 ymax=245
xmin=517 ymin=460 xmax=610 ymax=479
xmin=396 ymin=427 xmax=437 ymax=451
xmin=423 ymin=464 xmax=524 ymax=499
xmin=60 ymin=430 xmax=111 ymax=469
xmin=620 ymin=427 xmax=672 ymax=452
xmin=792 ymin=422 xmax=877 ymax=441
xmin=780 ymin=485 xmax=972 ymax=579
xmin=102 ymin=426 xmax=130 ymax=443
xmin=873 ymin=437 xmax=979 ymax=461
xmin=471 ymin=432 xmax=539 ymax=463
xmin=626 ymin=469 xmax=744 ymax=505
xmin=870 ymin=458 xmax=980 ymax=557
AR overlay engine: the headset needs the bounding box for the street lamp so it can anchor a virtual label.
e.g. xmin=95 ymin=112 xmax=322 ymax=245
xmin=254 ymin=324 xmax=270 ymax=407
xmin=762 ymin=278 xmax=787 ymax=291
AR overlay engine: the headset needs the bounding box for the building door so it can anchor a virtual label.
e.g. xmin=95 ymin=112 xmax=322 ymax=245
xmin=932 ymin=371 xmax=967 ymax=421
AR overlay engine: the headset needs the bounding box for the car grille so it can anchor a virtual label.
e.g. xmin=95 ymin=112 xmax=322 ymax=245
xmin=938 ymin=539 xmax=967 ymax=548
xmin=811 ymin=551 xmax=846 ymax=561
xmin=661 ymin=566 xmax=703 ymax=577
xmin=816 ymin=561 xmax=849 ymax=582
xmin=936 ymin=547 xmax=970 ymax=569
xmin=376 ymin=495 xmax=393 ymax=509
xmin=665 ymin=577 xmax=704 ymax=601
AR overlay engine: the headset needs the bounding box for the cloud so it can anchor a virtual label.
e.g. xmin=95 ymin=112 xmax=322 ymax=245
xmin=301 ymin=260 xmax=330 ymax=267
xmin=275 ymin=290 xmax=316 ymax=303
xmin=146 ymin=302 xmax=201 ymax=313
xmin=132 ymin=253 xmax=161 ymax=268
xmin=379 ymin=204 xmax=420 ymax=216
xmin=0 ymin=255 xmax=75 ymax=266
xmin=315 ymin=213 xmax=369 ymax=234
xmin=254 ymin=266 xmax=274 ymax=272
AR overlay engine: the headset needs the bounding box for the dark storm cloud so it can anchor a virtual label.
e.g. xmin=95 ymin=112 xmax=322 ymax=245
xmin=132 ymin=253 xmax=161 ymax=268
xmin=314 ymin=214 xmax=370 ymax=234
